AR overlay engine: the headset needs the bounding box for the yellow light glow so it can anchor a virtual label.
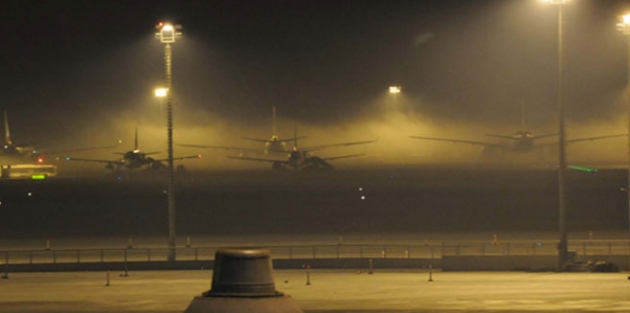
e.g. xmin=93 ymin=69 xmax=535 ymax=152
xmin=389 ymin=86 xmax=401 ymax=94
xmin=623 ymin=15 xmax=630 ymax=25
xmin=541 ymin=0 xmax=567 ymax=4
xmin=154 ymin=88 xmax=168 ymax=98
xmin=162 ymin=24 xmax=174 ymax=31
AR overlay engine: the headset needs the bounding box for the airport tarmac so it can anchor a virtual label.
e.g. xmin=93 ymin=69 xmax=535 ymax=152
xmin=0 ymin=270 xmax=628 ymax=312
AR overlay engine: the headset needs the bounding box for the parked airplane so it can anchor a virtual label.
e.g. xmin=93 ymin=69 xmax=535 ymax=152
xmin=1 ymin=111 xmax=38 ymax=163
xmin=178 ymin=107 xmax=306 ymax=156
xmin=228 ymin=129 xmax=376 ymax=171
xmin=1 ymin=111 xmax=116 ymax=165
xmin=65 ymin=128 xmax=201 ymax=172
xmin=410 ymin=130 xmax=626 ymax=156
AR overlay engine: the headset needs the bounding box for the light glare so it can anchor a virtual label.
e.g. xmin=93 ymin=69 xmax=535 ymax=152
xmin=154 ymin=88 xmax=168 ymax=98
xmin=389 ymin=86 xmax=401 ymax=94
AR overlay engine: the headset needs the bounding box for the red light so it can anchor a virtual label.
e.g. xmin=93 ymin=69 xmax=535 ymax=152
xmin=37 ymin=157 xmax=44 ymax=163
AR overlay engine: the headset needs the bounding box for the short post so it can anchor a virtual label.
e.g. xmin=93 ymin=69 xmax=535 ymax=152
xmin=493 ymin=233 xmax=499 ymax=245
xmin=428 ymin=264 xmax=433 ymax=282
xmin=186 ymin=237 xmax=191 ymax=248
xmin=305 ymin=264 xmax=311 ymax=285
xmin=127 ymin=238 xmax=133 ymax=249
xmin=46 ymin=239 xmax=51 ymax=251
xmin=105 ymin=270 xmax=110 ymax=287
xmin=368 ymin=258 xmax=374 ymax=274
xmin=405 ymin=248 xmax=409 ymax=259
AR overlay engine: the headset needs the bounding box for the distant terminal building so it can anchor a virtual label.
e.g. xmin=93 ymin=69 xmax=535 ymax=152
xmin=1 ymin=164 xmax=57 ymax=179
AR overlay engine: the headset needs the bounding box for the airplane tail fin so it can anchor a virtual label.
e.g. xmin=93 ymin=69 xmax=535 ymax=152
xmin=293 ymin=125 xmax=298 ymax=151
xmin=4 ymin=111 xmax=12 ymax=146
xmin=134 ymin=127 xmax=138 ymax=150
xmin=272 ymin=106 xmax=277 ymax=137
xmin=521 ymin=106 xmax=527 ymax=131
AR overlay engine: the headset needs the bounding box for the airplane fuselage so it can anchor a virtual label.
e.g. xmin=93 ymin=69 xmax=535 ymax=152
xmin=265 ymin=137 xmax=288 ymax=155
xmin=510 ymin=132 xmax=535 ymax=153
xmin=121 ymin=150 xmax=155 ymax=169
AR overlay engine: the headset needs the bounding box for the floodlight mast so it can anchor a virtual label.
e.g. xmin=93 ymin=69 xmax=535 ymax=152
xmin=542 ymin=0 xmax=569 ymax=269
xmin=616 ymin=14 xmax=630 ymax=279
xmin=155 ymin=22 xmax=182 ymax=262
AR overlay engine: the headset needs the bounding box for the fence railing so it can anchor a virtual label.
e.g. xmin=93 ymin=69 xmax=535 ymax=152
xmin=0 ymin=240 xmax=628 ymax=266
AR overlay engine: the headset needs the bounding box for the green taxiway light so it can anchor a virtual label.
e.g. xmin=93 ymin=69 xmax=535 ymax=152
xmin=31 ymin=174 xmax=46 ymax=180
xmin=568 ymin=165 xmax=598 ymax=173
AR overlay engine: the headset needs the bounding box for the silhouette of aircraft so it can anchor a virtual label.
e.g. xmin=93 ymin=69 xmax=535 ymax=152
xmin=178 ymin=107 xmax=306 ymax=156
xmin=66 ymin=128 xmax=201 ymax=172
xmin=228 ymin=128 xmax=376 ymax=171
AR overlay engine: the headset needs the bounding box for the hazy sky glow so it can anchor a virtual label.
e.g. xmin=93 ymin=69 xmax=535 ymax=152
xmin=2 ymin=0 xmax=630 ymax=170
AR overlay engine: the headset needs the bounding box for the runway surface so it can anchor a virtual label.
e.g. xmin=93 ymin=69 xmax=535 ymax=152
xmin=0 ymin=167 xmax=626 ymax=241
xmin=0 ymin=270 xmax=628 ymax=312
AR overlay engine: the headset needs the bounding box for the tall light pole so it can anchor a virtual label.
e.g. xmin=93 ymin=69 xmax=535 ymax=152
xmin=156 ymin=22 xmax=182 ymax=262
xmin=543 ymin=0 xmax=569 ymax=269
xmin=616 ymin=14 xmax=630 ymax=278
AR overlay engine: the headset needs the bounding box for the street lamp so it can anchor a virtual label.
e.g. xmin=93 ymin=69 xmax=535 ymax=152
xmin=543 ymin=0 xmax=569 ymax=269
xmin=616 ymin=13 xmax=630 ymax=278
xmin=389 ymin=86 xmax=401 ymax=94
xmin=155 ymin=21 xmax=182 ymax=262
xmin=154 ymin=87 xmax=168 ymax=98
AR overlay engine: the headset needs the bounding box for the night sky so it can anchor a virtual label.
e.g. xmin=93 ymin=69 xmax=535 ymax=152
xmin=2 ymin=0 xmax=630 ymax=168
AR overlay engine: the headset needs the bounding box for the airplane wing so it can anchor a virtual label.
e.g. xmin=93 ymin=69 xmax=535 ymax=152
xmin=320 ymin=153 xmax=365 ymax=161
xmin=64 ymin=157 xmax=121 ymax=165
xmin=566 ymin=134 xmax=627 ymax=144
xmin=177 ymin=143 xmax=260 ymax=154
xmin=113 ymin=151 xmax=160 ymax=155
xmin=242 ymin=136 xmax=308 ymax=143
xmin=409 ymin=136 xmax=504 ymax=148
xmin=227 ymin=155 xmax=287 ymax=163
xmin=42 ymin=143 xmax=121 ymax=155
xmin=532 ymin=133 xmax=557 ymax=140
xmin=301 ymin=138 xmax=377 ymax=152
xmin=227 ymin=153 xmax=363 ymax=163
xmin=152 ymin=154 xmax=203 ymax=162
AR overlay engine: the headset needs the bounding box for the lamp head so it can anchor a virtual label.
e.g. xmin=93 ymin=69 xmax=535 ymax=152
xmin=154 ymin=88 xmax=168 ymax=98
